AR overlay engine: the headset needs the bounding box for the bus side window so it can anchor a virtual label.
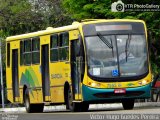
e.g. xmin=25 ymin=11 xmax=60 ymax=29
xmin=32 ymin=37 xmax=40 ymax=64
xmin=20 ymin=41 xmax=24 ymax=65
xmin=7 ymin=43 xmax=10 ymax=67
xmin=24 ymin=39 xmax=32 ymax=65
xmin=59 ymin=32 xmax=69 ymax=61
xmin=50 ymin=34 xmax=58 ymax=62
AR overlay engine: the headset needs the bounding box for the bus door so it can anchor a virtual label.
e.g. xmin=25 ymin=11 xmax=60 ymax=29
xmin=41 ymin=44 xmax=51 ymax=102
xmin=71 ymin=40 xmax=82 ymax=101
xmin=12 ymin=49 xmax=20 ymax=102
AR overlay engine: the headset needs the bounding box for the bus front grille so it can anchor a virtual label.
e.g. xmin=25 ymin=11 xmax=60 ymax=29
xmin=93 ymin=91 xmax=145 ymax=98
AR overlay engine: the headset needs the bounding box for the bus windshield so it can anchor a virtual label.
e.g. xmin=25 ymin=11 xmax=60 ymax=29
xmin=85 ymin=34 xmax=148 ymax=78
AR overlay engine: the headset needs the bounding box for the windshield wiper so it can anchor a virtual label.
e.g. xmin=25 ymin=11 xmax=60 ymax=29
xmin=97 ymin=32 xmax=114 ymax=57
xmin=125 ymin=34 xmax=131 ymax=62
xmin=97 ymin=32 xmax=113 ymax=49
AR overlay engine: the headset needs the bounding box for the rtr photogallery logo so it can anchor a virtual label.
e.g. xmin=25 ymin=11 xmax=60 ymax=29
xmin=111 ymin=0 xmax=124 ymax=12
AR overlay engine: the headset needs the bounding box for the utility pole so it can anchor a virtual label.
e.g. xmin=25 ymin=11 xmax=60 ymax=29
xmin=0 ymin=38 xmax=4 ymax=109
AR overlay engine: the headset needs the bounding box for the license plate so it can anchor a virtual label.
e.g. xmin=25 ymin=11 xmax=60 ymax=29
xmin=114 ymin=89 xmax=126 ymax=94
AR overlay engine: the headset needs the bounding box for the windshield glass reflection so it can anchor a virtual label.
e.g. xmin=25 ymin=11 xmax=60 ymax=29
xmin=85 ymin=35 xmax=148 ymax=78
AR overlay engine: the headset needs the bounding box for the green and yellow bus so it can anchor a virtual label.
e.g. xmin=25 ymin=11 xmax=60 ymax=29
xmin=6 ymin=19 xmax=152 ymax=112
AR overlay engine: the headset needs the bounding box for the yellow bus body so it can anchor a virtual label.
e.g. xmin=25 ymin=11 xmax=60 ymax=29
xmin=6 ymin=19 xmax=152 ymax=111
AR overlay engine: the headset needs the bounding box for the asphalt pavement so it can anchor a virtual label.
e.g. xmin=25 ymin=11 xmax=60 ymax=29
xmin=0 ymin=102 xmax=160 ymax=120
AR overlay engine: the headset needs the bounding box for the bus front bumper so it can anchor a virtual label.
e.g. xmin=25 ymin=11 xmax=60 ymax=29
xmin=82 ymin=83 xmax=151 ymax=102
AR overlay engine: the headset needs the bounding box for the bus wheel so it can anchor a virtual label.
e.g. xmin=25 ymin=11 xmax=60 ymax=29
xmin=81 ymin=102 xmax=89 ymax=112
xmin=67 ymin=88 xmax=80 ymax=112
xmin=24 ymin=89 xmax=44 ymax=113
xmin=122 ymin=99 xmax=134 ymax=110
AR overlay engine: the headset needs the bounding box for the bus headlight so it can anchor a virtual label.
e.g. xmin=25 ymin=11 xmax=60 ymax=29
xmin=142 ymin=80 xmax=147 ymax=85
xmin=91 ymin=83 xmax=96 ymax=87
xmin=90 ymin=82 xmax=101 ymax=87
xmin=138 ymin=81 xmax=142 ymax=85
xmin=138 ymin=80 xmax=148 ymax=86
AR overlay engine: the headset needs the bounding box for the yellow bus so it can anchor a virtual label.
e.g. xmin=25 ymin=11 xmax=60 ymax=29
xmin=6 ymin=19 xmax=152 ymax=112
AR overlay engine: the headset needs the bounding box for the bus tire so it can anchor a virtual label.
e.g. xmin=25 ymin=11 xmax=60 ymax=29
xmin=81 ymin=102 xmax=89 ymax=112
xmin=67 ymin=88 xmax=80 ymax=112
xmin=122 ymin=99 xmax=134 ymax=110
xmin=65 ymin=92 xmax=69 ymax=110
xmin=24 ymin=89 xmax=44 ymax=113
xmin=64 ymin=83 xmax=69 ymax=110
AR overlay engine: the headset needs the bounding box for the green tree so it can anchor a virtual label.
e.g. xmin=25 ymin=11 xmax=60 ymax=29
xmin=0 ymin=0 xmax=72 ymax=105
xmin=63 ymin=0 xmax=160 ymax=75
xmin=0 ymin=0 xmax=72 ymax=36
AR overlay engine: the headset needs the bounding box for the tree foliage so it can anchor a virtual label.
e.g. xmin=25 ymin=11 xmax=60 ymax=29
xmin=0 ymin=0 xmax=71 ymax=104
xmin=63 ymin=0 xmax=160 ymax=74
xmin=0 ymin=0 xmax=71 ymax=36
xmin=0 ymin=0 xmax=72 ymax=65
